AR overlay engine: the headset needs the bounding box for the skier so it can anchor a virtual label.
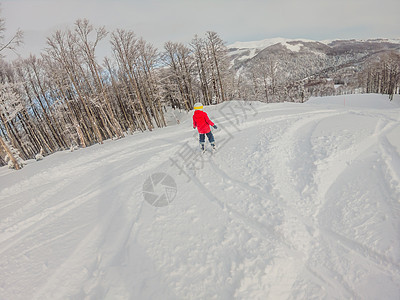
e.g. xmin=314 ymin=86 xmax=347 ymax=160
xmin=192 ymin=102 xmax=218 ymax=152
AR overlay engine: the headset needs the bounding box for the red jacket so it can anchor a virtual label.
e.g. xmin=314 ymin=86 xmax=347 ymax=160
xmin=193 ymin=110 xmax=214 ymax=134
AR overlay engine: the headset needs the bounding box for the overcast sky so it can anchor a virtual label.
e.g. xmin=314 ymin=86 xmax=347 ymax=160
xmin=2 ymin=0 xmax=400 ymax=60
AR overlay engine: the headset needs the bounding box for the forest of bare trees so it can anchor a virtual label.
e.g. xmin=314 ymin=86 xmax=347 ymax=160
xmin=358 ymin=51 xmax=400 ymax=99
xmin=1 ymin=15 xmax=399 ymax=169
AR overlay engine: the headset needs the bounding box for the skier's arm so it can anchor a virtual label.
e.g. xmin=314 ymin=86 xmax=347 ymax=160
xmin=193 ymin=116 xmax=197 ymax=129
xmin=204 ymin=114 xmax=214 ymax=127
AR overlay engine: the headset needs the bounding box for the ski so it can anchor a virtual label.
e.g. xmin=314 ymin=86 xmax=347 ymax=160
xmin=200 ymin=146 xmax=216 ymax=155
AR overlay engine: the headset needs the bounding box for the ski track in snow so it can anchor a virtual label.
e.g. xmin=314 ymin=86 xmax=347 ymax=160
xmin=0 ymin=95 xmax=400 ymax=299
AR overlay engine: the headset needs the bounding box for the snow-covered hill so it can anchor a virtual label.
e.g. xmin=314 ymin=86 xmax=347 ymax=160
xmin=227 ymin=38 xmax=400 ymax=89
xmin=228 ymin=37 xmax=316 ymax=61
xmin=228 ymin=37 xmax=400 ymax=62
xmin=1 ymin=94 xmax=400 ymax=299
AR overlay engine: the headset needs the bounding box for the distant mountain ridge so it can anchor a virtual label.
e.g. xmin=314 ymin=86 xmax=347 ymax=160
xmin=227 ymin=37 xmax=400 ymax=63
xmin=227 ymin=37 xmax=400 ymax=77
xmin=226 ymin=37 xmax=400 ymax=101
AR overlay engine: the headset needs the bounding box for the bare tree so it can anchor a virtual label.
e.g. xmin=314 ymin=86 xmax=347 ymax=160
xmin=249 ymin=56 xmax=280 ymax=102
xmin=74 ymin=19 xmax=124 ymax=137
xmin=205 ymin=31 xmax=229 ymax=103
xmin=110 ymin=29 xmax=154 ymax=131
xmin=190 ymin=35 xmax=211 ymax=105
xmin=0 ymin=9 xmax=24 ymax=169
xmin=162 ymin=41 xmax=195 ymax=110
xmin=0 ymin=7 xmax=23 ymax=56
xmin=46 ymin=29 xmax=105 ymax=144
xmin=0 ymin=77 xmax=28 ymax=169
xmin=360 ymin=51 xmax=400 ymax=99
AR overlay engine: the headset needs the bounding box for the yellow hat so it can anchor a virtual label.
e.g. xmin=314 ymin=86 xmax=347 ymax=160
xmin=194 ymin=102 xmax=203 ymax=110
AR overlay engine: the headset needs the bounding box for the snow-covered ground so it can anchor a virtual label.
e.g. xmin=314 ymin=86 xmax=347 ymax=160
xmin=1 ymin=94 xmax=400 ymax=299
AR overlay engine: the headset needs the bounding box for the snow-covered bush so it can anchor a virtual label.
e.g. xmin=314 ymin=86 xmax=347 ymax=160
xmin=5 ymin=152 xmax=24 ymax=169
xmin=70 ymin=145 xmax=79 ymax=152
xmin=35 ymin=148 xmax=44 ymax=161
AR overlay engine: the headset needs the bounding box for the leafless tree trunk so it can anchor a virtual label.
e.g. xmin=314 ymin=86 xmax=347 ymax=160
xmin=47 ymin=30 xmax=104 ymax=144
xmin=110 ymin=29 xmax=154 ymax=131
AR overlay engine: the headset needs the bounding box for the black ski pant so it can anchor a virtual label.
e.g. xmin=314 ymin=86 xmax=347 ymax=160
xmin=199 ymin=131 xmax=215 ymax=145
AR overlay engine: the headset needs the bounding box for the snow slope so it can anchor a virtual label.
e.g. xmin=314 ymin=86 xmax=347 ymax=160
xmin=1 ymin=94 xmax=400 ymax=299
